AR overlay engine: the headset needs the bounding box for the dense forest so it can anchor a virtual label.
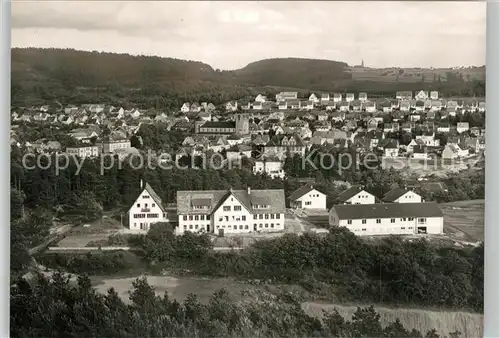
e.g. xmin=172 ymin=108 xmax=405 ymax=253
xmin=12 ymin=271 xmax=454 ymax=338
xmin=11 ymin=48 xmax=486 ymax=109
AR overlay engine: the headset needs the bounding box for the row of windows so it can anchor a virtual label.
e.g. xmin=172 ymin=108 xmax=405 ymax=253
xmin=136 ymin=203 xmax=156 ymax=208
xmin=183 ymin=224 xmax=209 ymax=230
xmin=133 ymin=213 xmax=161 ymax=219
xmin=354 ymin=227 xmax=415 ymax=232
xmin=253 ymin=214 xmax=281 ymax=220
xmin=223 ymin=205 xmax=242 ymax=211
xmin=304 ymin=201 xmax=312 ymax=206
xmin=183 ymin=215 xmax=211 ymax=221
xmin=347 ymin=217 xmax=424 ymax=225
xmin=218 ymin=215 xmax=246 ymax=222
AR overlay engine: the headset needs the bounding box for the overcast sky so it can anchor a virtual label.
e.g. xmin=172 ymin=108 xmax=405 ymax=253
xmin=11 ymin=1 xmax=486 ymax=70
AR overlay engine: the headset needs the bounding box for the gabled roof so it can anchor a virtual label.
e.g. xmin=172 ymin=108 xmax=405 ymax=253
xmin=336 ymin=186 xmax=371 ymax=203
xmin=382 ymin=187 xmax=413 ymax=202
xmin=288 ymin=185 xmax=325 ymax=201
xmin=332 ymin=202 xmax=443 ymax=220
xmin=177 ymin=189 xmax=286 ymax=215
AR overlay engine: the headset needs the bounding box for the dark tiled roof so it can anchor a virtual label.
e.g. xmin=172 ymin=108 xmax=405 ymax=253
xmin=177 ymin=189 xmax=286 ymax=215
xmin=336 ymin=186 xmax=368 ymax=203
xmin=288 ymin=185 xmax=315 ymax=201
xmin=332 ymin=202 xmax=443 ymax=220
xmin=201 ymin=121 xmax=236 ymax=129
xmin=382 ymin=188 xmax=410 ymax=202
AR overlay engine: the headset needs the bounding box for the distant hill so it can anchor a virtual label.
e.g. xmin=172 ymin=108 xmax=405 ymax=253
xmin=224 ymin=58 xmax=351 ymax=88
xmin=10 ymin=48 xmax=486 ymax=108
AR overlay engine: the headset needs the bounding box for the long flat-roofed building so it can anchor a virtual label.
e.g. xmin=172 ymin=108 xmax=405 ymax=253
xmin=176 ymin=188 xmax=286 ymax=236
xmin=329 ymin=202 xmax=443 ymax=236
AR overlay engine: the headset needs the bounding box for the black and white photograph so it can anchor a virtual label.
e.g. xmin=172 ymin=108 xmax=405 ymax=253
xmin=9 ymin=1 xmax=487 ymax=337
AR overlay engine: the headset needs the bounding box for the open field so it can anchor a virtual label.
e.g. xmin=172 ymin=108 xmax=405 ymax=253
xmin=441 ymin=200 xmax=484 ymax=242
xmin=56 ymin=214 xmax=125 ymax=248
xmin=348 ymin=66 xmax=485 ymax=84
xmin=91 ymin=274 xmax=483 ymax=338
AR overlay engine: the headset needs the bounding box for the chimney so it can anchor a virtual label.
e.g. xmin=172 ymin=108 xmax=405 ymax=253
xmin=140 ymin=179 xmax=144 ymax=189
xmin=247 ymin=186 xmax=251 ymax=195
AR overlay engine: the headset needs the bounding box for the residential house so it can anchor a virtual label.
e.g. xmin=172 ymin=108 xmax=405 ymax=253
xmin=412 ymin=145 xmax=430 ymax=160
xmin=415 ymin=90 xmax=429 ymax=101
xmin=478 ymin=102 xmax=486 ymax=113
xmin=316 ymin=111 xmax=329 ymax=122
xmin=198 ymin=121 xmax=236 ymax=135
xmin=400 ymin=100 xmax=411 ymax=112
xmin=401 ymin=123 xmax=414 ymax=133
xmin=430 ymin=100 xmax=442 ymax=112
xmin=396 ymin=91 xmax=413 ymax=100
xmin=442 ymin=144 xmax=468 ymax=159
xmin=101 ymin=135 xmax=131 ymax=154
xmin=338 ymin=101 xmax=350 ymax=112
xmin=225 ymin=101 xmax=238 ymax=112
xmin=335 ymin=186 xmax=376 ymax=205
xmin=391 ymin=100 xmax=400 ymax=110
xmin=255 ymin=94 xmax=267 ymax=103
xmin=127 ymin=180 xmax=168 ymax=231
xmin=415 ymin=100 xmax=425 ymax=112
xmin=364 ymin=101 xmax=377 ymax=113
xmin=288 ymin=185 xmax=327 ymax=210
xmin=287 ymin=99 xmax=300 ymax=110
xmin=366 ymin=117 xmax=379 ymax=132
xmin=424 ymin=100 xmax=432 ymax=110
xmin=382 ymin=139 xmax=399 ymax=157
xmin=382 ymin=188 xmax=423 ymax=203
xmin=383 ymin=123 xmax=399 ymax=133
xmin=407 ymin=139 xmax=425 ymax=153
xmin=264 ymin=134 xmax=306 ymax=159
xmin=320 ymin=93 xmax=330 ymax=104
xmin=359 ymin=92 xmax=368 ymax=102
xmin=69 ymin=128 xmax=99 ymax=142
xmin=252 ymin=101 xmax=264 ymax=111
xmin=278 ymin=101 xmax=288 ymax=110
xmin=437 ymin=125 xmax=451 ymax=133
xmin=308 ymin=93 xmax=320 ymax=103
xmin=416 ymin=132 xmax=440 ymax=147
xmin=66 ymin=145 xmax=100 ymax=159
xmin=253 ymin=156 xmax=284 ymax=179
xmin=333 ymin=93 xmax=342 ymax=103
xmin=325 ymin=101 xmax=337 ymax=111
xmin=328 ymin=202 xmax=443 ymax=235
xmin=176 ymin=188 xmax=286 ymax=235
xmin=226 ymin=144 xmax=252 ymax=162
xmin=276 ymin=92 xmax=298 ymax=101
xmin=430 ymin=91 xmax=439 ymax=100
xmin=346 ymin=93 xmax=355 ymax=102
xmin=457 ymin=122 xmax=470 ymax=133
xmin=300 ymin=100 xmax=314 ymax=110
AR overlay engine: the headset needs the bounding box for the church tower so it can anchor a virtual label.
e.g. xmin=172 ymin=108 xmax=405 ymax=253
xmin=235 ymin=113 xmax=249 ymax=135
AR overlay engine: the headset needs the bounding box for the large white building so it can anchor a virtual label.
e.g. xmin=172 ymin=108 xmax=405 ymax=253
xmin=253 ymin=156 xmax=285 ymax=179
xmin=335 ymin=186 xmax=377 ymax=205
xmin=329 ymin=202 xmax=444 ymax=235
xmin=127 ymin=181 xmax=169 ymax=231
xmin=288 ymin=185 xmax=327 ymax=210
xmin=176 ymin=188 xmax=286 ymax=236
xmin=66 ymin=145 xmax=100 ymax=158
xmin=382 ymin=188 xmax=423 ymax=203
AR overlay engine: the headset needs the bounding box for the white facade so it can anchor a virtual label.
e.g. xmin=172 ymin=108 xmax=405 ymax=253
xmin=392 ymin=191 xmax=422 ymax=203
xmin=329 ymin=210 xmax=443 ymax=236
xmin=103 ymin=140 xmax=131 ymax=153
xmin=293 ymin=189 xmax=326 ymax=210
xmin=177 ymin=193 xmax=285 ymax=235
xmin=128 ymin=188 xmax=168 ymax=231
xmin=253 ymin=160 xmax=285 ymax=179
xmin=346 ymin=93 xmax=355 ymax=102
xmin=343 ymin=191 xmax=376 ymax=205
xmin=66 ymin=146 xmax=100 ymax=158
xmin=309 ymin=93 xmax=320 ymax=103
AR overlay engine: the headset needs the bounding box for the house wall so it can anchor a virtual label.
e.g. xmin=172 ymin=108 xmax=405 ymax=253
xmin=177 ymin=213 xmax=211 ymax=235
xmin=212 ymin=195 xmax=253 ymax=235
xmin=394 ymin=191 xmax=422 ymax=203
xmin=103 ymin=140 xmax=131 ymax=153
xmin=345 ymin=191 xmax=376 ymax=205
xmin=295 ymin=189 xmax=326 ymax=209
xmin=329 ymin=212 xmax=443 ymax=235
xmin=128 ymin=189 xmax=168 ymax=231
xmin=253 ymin=161 xmax=284 ymax=179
